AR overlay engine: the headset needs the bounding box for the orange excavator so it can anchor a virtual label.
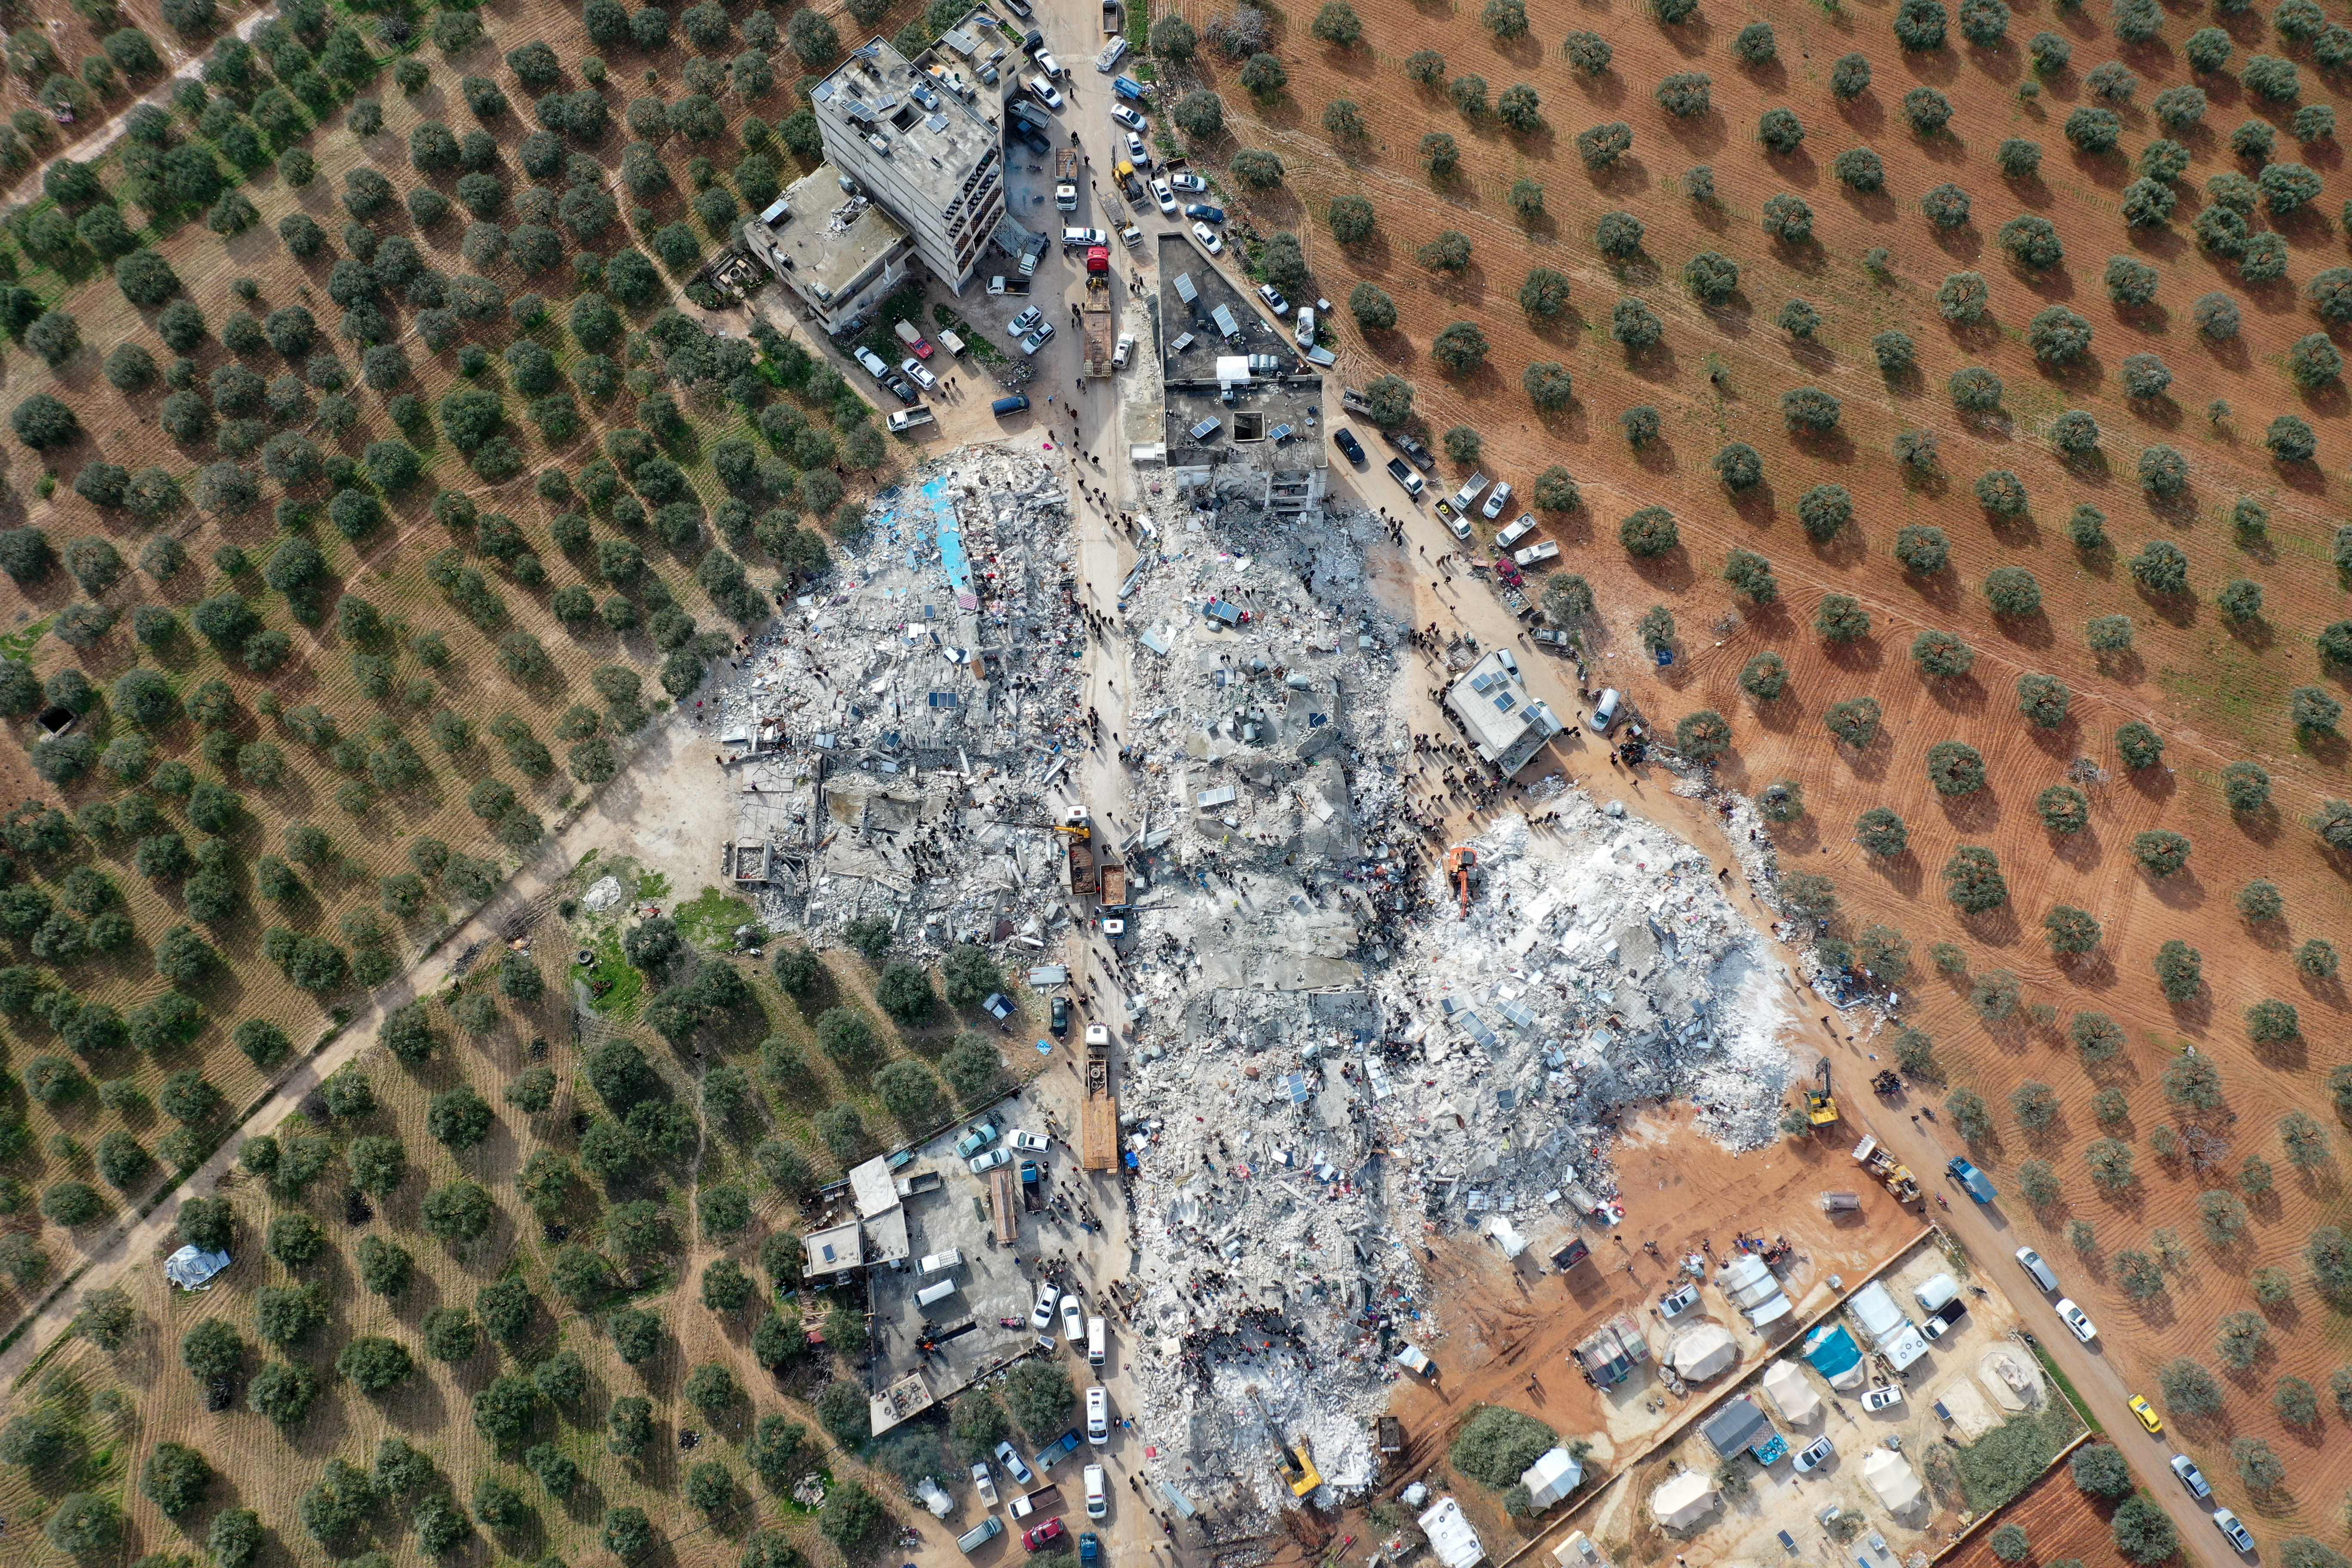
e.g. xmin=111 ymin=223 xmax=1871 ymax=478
xmin=1446 ymin=845 xmax=1478 ymax=918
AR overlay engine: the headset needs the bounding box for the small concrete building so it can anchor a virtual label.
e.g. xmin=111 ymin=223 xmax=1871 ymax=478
xmin=803 ymin=1220 xmax=866 ymax=1279
xmin=1445 ymin=649 xmax=1563 ymax=775
xmin=740 ymin=165 xmax=916 ymax=334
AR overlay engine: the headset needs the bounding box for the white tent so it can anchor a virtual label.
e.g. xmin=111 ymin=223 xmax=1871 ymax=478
xmin=1864 ymin=1449 xmax=1925 ymax=1513
xmin=1418 ymin=1497 xmax=1486 ymax=1568
xmin=1520 ymin=1448 xmax=1584 ymax=1510
xmin=1669 ymin=1323 xmax=1739 ymax=1381
xmin=1650 ymin=1472 xmax=1721 ymax=1532
xmin=164 ymin=1245 xmax=231 ymax=1290
xmin=1762 ymin=1360 xmax=1822 ymax=1424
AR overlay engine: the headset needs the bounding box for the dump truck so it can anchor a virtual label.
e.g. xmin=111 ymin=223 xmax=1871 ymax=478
xmin=1081 ymin=1023 xmax=1118 ymax=1171
xmin=1059 ymin=808 xmax=1098 ymax=895
xmin=1055 ymin=148 xmax=1080 ymax=210
xmin=1079 ymin=246 xmax=1116 ymax=377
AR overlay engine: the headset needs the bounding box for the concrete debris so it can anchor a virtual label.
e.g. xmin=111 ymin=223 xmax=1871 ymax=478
xmin=703 ymin=446 xmax=1089 ymax=954
xmin=1099 ymin=490 xmax=1803 ymax=1526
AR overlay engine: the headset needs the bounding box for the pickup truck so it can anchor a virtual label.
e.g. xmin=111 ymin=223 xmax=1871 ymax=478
xmin=1452 ymin=472 xmax=1490 ymax=509
xmin=887 ymin=407 xmax=934 ymax=433
xmin=1007 ymin=1483 xmax=1063 ymax=1520
xmin=1032 ymin=1430 xmax=1082 ymax=1473
xmin=1947 ymin=1158 xmax=1997 ymax=1204
xmin=1385 ymin=457 xmax=1424 ymax=497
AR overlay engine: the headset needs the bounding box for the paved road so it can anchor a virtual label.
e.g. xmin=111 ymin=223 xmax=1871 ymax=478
xmin=1852 ymin=1078 xmax=2233 ymax=1568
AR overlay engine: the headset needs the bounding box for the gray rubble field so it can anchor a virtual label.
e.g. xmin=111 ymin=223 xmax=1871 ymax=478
xmin=701 ymin=455 xmax=1808 ymax=1524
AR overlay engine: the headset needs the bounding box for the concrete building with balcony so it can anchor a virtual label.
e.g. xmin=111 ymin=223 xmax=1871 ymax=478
xmin=808 ymin=35 xmax=1005 ymax=292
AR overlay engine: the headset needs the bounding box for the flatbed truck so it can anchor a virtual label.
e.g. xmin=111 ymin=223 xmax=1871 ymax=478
xmin=1078 ymin=245 xmax=1115 ymax=377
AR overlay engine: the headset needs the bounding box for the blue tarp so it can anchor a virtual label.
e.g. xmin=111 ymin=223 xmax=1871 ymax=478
xmin=1802 ymin=1323 xmax=1863 ymax=1381
xmin=923 ymin=475 xmax=978 ymax=610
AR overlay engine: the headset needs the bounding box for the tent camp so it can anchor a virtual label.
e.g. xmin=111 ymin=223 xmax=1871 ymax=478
xmin=1650 ymin=1472 xmax=1721 ymax=1532
xmin=1669 ymin=1323 xmax=1739 ymax=1382
xmin=165 ymin=1246 xmax=231 ymax=1290
xmin=1863 ymin=1449 xmax=1925 ymax=1514
xmin=1520 ymin=1448 xmax=1584 ymax=1510
xmin=1762 ymin=1360 xmax=1822 ymax=1424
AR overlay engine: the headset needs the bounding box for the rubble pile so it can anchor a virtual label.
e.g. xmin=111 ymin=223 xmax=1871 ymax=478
xmin=1102 ymin=495 xmax=1805 ymax=1525
xmin=703 ymin=447 xmax=1089 ymax=951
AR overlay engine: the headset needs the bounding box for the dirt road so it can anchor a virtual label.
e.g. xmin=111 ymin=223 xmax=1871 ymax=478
xmin=0 ymin=713 xmax=733 ymax=1388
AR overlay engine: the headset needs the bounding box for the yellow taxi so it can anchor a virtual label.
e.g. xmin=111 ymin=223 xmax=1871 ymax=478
xmin=2128 ymin=1395 xmax=2163 ymax=1435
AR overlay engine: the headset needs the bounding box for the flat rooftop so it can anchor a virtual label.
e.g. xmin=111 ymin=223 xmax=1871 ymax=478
xmin=751 ymin=164 xmax=910 ymax=301
xmin=814 ymin=35 xmax=1002 ymax=188
xmin=1447 ymin=649 xmax=1562 ymax=775
xmin=1156 ymin=233 xmax=1323 ymax=475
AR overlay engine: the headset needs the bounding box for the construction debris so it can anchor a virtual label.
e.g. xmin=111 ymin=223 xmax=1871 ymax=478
xmin=703 ymin=446 xmax=1090 ymax=952
xmin=1100 ymin=490 xmax=1806 ymax=1525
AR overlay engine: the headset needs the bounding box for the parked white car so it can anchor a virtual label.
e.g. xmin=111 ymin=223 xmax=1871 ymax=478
xmin=1482 ymin=481 xmax=1514 ymax=519
xmin=1111 ymin=105 xmax=1146 ymax=131
xmin=1152 ymin=178 xmax=1177 ymax=214
xmin=1791 ymin=1436 xmax=1835 ymax=1474
xmin=1124 ymin=130 xmax=1150 ymax=165
xmin=2055 ymin=1298 xmax=2098 ymax=1342
xmin=900 ymin=356 xmax=937 ymax=390
xmin=969 ymin=1147 xmax=1012 ymax=1173
xmin=1861 ymin=1385 xmax=1905 ymax=1412
xmin=1028 ymin=75 xmax=1064 ymax=109
xmin=1060 ymin=1293 xmax=1084 ymax=1345
xmin=995 ymin=1442 xmax=1035 ymax=1485
xmin=1008 ymin=1130 xmax=1051 ymax=1153
xmin=1030 ymin=1284 xmax=1060 ymax=1335
xmin=1191 ymin=221 xmax=1223 ymax=254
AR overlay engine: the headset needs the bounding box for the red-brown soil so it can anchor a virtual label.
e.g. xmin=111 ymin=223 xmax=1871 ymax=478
xmin=1168 ymin=0 xmax=2352 ymax=1540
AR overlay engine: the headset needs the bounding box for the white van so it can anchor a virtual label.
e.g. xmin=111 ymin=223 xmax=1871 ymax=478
xmin=1589 ymin=689 xmax=1623 ymax=735
xmin=916 ymin=1279 xmax=960 ymax=1307
xmin=1085 ymin=1385 xmax=1109 ymax=1444
xmin=919 ymin=1250 xmax=964 ymax=1275
xmin=1084 ymin=1464 xmax=1108 ymax=1519
xmin=1087 ymin=1316 xmax=1106 ymax=1368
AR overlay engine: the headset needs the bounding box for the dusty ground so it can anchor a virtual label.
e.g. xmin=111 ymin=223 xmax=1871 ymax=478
xmin=1363 ymin=1106 xmax=1923 ymax=1554
xmin=1169 ymin=0 xmax=2352 ymax=1541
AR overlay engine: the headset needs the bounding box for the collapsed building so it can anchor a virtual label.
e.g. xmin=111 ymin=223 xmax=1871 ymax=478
xmin=1096 ymin=486 xmax=1807 ymax=1523
xmin=704 ymin=446 xmax=1090 ymax=956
